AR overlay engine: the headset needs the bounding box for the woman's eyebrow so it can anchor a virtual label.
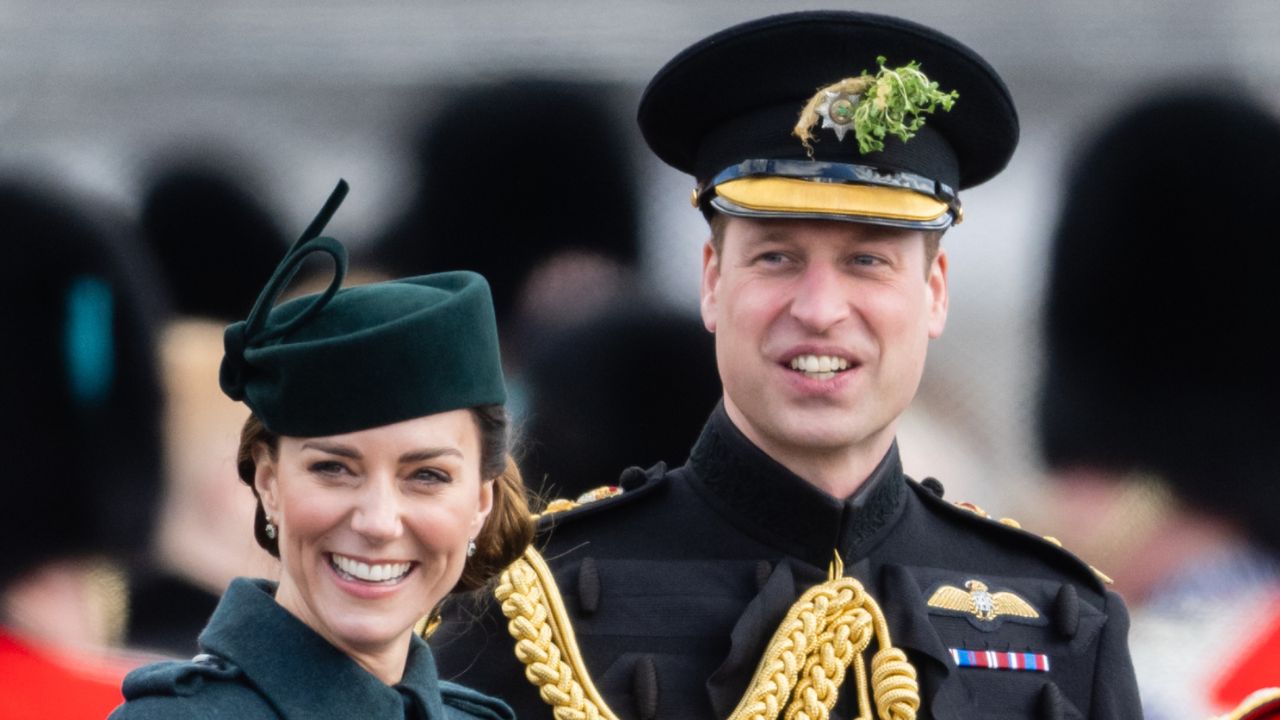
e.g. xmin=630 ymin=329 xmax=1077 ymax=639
xmin=301 ymin=441 xmax=361 ymax=459
xmin=399 ymin=448 xmax=463 ymax=464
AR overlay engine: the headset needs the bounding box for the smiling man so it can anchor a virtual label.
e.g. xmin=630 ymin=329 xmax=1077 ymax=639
xmin=703 ymin=217 xmax=947 ymax=499
xmin=436 ymin=11 xmax=1141 ymax=719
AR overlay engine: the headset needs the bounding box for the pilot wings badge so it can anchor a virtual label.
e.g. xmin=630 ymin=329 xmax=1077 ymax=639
xmin=926 ymin=579 xmax=1046 ymax=631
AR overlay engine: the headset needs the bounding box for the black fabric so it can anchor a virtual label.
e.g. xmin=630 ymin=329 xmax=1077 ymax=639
xmin=434 ymin=408 xmax=1140 ymax=719
xmin=686 ymin=402 xmax=907 ymax=569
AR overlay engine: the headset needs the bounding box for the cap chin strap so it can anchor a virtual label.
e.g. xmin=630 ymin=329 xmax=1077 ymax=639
xmin=698 ymin=159 xmax=961 ymax=226
xmin=495 ymin=546 xmax=921 ymax=720
xmin=711 ymin=196 xmax=954 ymax=232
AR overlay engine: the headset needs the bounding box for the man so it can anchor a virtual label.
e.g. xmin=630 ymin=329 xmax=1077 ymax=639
xmin=435 ymin=11 xmax=1140 ymax=719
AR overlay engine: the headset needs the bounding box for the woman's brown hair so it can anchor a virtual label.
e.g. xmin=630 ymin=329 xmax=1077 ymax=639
xmin=235 ymin=405 xmax=533 ymax=592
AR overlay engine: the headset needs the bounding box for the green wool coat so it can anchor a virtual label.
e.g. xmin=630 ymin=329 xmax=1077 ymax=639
xmin=110 ymin=578 xmax=512 ymax=720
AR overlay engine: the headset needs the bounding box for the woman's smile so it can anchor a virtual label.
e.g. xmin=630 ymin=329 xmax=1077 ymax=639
xmin=327 ymin=553 xmax=416 ymax=584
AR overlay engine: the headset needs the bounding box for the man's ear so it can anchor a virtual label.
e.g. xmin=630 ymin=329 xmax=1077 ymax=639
xmin=927 ymin=247 xmax=949 ymax=339
xmin=700 ymin=240 xmax=720 ymax=333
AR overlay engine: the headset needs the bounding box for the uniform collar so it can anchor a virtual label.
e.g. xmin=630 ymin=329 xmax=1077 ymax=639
xmin=687 ymin=402 xmax=907 ymax=569
xmin=198 ymin=578 xmax=447 ymax=719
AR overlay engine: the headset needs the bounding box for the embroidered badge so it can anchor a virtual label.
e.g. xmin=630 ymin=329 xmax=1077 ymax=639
xmin=926 ymin=579 xmax=1045 ymax=631
xmin=950 ymin=648 xmax=1050 ymax=672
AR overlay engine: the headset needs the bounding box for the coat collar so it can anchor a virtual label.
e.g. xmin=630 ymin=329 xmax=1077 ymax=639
xmin=198 ymin=578 xmax=448 ymax=719
xmin=687 ymin=402 xmax=908 ymax=569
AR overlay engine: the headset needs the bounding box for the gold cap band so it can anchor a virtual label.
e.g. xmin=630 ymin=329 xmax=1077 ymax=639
xmin=714 ymin=177 xmax=952 ymax=225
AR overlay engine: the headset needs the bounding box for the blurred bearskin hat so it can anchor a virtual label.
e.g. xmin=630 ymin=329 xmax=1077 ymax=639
xmin=364 ymin=78 xmax=640 ymax=327
xmin=140 ymin=158 xmax=285 ymax=320
xmin=0 ymin=180 xmax=163 ymax=589
xmin=521 ymin=305 xmax=719 ymax=499
xmin=1039 ymin=87 xmax=1280 ymax=552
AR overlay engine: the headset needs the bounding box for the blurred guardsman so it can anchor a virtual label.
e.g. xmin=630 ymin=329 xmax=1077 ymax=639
xmin=0 ymin=180 xmax=163 ymax=719
xmin=1039 ymin=89 xmax=1280 ymax=719
xmin=436 ymin=11 xmax=1141 ymax=719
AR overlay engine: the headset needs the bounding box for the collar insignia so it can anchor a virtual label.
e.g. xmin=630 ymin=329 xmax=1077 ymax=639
xmin=926 ymin=579 xmax=1045 ymax=631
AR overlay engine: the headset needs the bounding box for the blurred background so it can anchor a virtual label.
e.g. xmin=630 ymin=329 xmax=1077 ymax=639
xmin=2 ymin=1 xmax=1278 ymax=717
xmin=7 ymin=0 xmax=1280 ymax=503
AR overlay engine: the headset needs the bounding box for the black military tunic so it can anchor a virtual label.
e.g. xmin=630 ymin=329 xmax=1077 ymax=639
xmin=435 ymin=405 xmax=1141 ymax=719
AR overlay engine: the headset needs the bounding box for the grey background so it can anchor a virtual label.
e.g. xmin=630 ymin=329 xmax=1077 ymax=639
xmin=3 ymin=0 xmax=1274 ymax=516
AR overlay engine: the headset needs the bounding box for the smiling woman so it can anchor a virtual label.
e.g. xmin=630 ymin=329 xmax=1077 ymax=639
xmin=110 ymin=181 xmax=533 ymax=720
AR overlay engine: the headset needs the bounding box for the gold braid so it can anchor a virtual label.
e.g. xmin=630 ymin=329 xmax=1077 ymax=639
xmin=496 ymin=547 xmax=920 ymax=720
xmin=495 ymin=548 xmax=617 ymax=720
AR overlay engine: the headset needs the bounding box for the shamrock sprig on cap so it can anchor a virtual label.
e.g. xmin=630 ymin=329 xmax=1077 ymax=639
xmin=794 ymin=56 xmax=959 ymax=155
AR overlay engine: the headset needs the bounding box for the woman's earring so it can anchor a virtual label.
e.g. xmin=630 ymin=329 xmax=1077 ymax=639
xmin=265 ymin=516 xmax=278 ymax=540
xmin=466 ymin=538 xmax=477 ymax=558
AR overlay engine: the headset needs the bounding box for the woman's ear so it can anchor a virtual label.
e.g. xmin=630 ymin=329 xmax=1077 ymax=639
xmin=252 ymin=443 xmax=280 ymax=516
xmin=471 ymin=478 xmax=495 ymax=537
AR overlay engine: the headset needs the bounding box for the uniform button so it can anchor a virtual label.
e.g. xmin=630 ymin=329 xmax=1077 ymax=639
xmin=755 ymin=560 xmax=773 ymax=591
xmin=632 ymin=655 xmax=659 ymax=720
xmin=618 ymin=465 xmax=652 ymax=490
xmin=921 ymin=477 xmax=946 ymax=497
xmin=1038 ymin=682 xmax=1082 ymax=719
xmin=1053 ymin=584 xmax=1079 ymax=639
xmin=577 ymin=557 xmax=600 ymax=616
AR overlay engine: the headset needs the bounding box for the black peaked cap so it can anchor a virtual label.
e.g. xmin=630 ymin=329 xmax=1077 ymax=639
xmin=639 ymin=10 xmax=1018 ymax=192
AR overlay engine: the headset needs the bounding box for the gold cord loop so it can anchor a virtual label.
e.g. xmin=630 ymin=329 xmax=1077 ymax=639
xmin=496 ymin=548 xmax=920 ymax=720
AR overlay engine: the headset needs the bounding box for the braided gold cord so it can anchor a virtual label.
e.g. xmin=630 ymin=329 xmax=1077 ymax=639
xmin=496 ymin=551 xmax=617 ymax=720
xmin=496 ymin=547 xmax=920 ymax=720
xmin=784 ymin=593 xmax=873 ymax=720
xmin=870 ymin=648 xmax=919 ymax=720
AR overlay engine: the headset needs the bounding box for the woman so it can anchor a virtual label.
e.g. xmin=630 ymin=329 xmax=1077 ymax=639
xmin=112 ymin=181 xmax=533 ymax=719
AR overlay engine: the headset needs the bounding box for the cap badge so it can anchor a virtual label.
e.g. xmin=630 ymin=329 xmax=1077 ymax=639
xmin=926 ymin=579 xmax=1043 ymax=630
xmin=815 ymin=88 xmax=864 ymax=142
xmin=794 ymin=56 xmax=959 ymax=156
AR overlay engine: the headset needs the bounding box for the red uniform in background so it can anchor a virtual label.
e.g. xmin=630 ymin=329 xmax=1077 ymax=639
xmin=0 ymin=627 xmax=142 ymax=719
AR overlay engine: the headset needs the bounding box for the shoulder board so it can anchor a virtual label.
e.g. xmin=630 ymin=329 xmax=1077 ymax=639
xmin=535 ymin=462 xmax=669 ymax=529
xmin=909 ymin=479 xmax=1112 ymax=592
xmin=121 ymin=654 xmax=242 ymax=700
xmin=439 ymin=680 xmax=516 ymax=720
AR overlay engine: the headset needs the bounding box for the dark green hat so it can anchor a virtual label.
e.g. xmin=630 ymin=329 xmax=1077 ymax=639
xmin=220 ymin=181 xmax=506 ymax=437
xmin=638 ymin=11 xmax=1018 ymax=229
